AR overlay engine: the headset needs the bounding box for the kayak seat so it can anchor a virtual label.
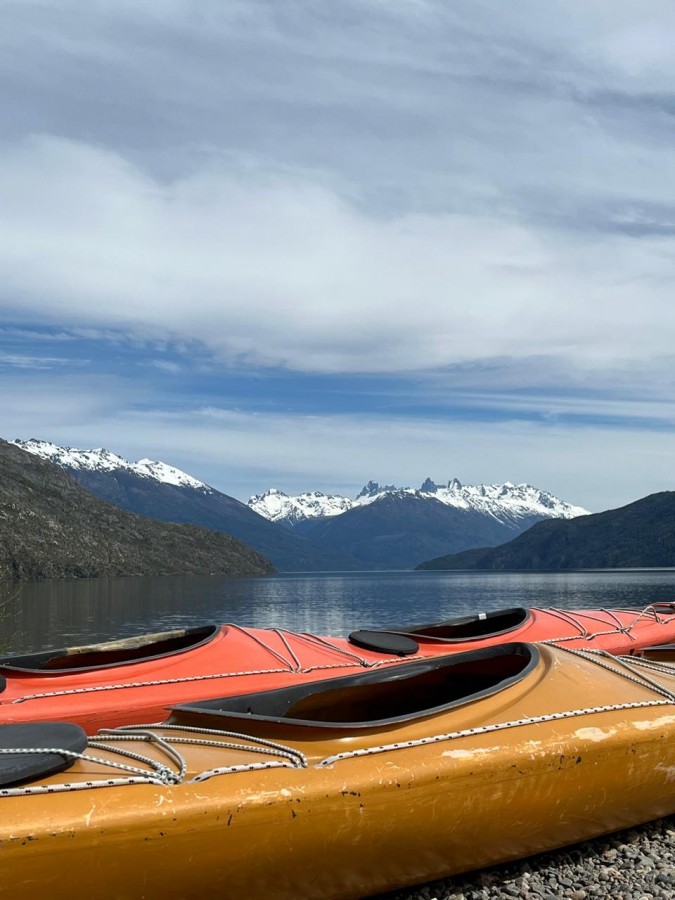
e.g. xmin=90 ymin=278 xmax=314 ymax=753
xmin=348 ymin=608 xmax=530 ymax=653
xmin=0 ymin=722 xmax=88 ymax=787
xmin=0 ymin=624 xmax=220 ymax=673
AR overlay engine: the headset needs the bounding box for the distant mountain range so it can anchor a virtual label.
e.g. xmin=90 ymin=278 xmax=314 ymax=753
xmin=11 ymin=440 xmax=361 ymax=573
xmin=0 ymin=440 xmax=273 ymax=581
xmin=417 ymin=492 xmax=675 ymax=570
xmin=10 ymin=438 xmax=675 ymax=574
xmin=248 ymin=479 xmax=589 ymax=569
xmin=14 ymin=439 xmax=589 ymax=571
xmin=249 ymin=478 xmax=588 ymax=527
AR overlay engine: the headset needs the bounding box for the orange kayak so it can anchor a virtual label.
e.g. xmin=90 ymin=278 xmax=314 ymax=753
xmin=2 ymin=603 xmax=675 ymax=732
xmin=3 ymin=641 xmax=675 ymax=899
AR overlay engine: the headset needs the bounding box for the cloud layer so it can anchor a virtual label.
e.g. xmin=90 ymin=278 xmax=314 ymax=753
xmin=1 ymin=132 xmax=675 ymax=380
xmin=3 ymin=2 xmax=675 ymax=379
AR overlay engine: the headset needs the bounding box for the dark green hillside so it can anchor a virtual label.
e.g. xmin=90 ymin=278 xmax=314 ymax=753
xmin=0 ymin=440 xmax=274 ymax=580
xmin=417 ymin=492 xmax=675 ymax=570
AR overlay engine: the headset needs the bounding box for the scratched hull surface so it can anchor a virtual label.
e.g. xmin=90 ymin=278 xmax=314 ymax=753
xmin=2 ymin=604 xmax=675 ymax=732
xmin=2 ymin=643 xmax=675 ymax=899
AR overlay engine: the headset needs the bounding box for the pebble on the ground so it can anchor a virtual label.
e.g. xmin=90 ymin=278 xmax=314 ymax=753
xmin=371 ymin=816 xmax=675 ymax=900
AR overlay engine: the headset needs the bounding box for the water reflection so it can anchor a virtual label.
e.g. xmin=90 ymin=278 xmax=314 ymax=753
xmin=3 ymin=569 xmax=675 ymax=653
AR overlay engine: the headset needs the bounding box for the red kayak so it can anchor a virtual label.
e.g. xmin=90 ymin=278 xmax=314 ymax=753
xmin=1 ymin=604 xmax=675 ymax=732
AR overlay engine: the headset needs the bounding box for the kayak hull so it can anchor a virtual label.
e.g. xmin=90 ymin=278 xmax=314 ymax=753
xmin=2 ymin=643 xmax=675 ymax=899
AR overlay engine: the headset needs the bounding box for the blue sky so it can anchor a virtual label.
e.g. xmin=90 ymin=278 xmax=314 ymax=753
xmin=2 ymin=1 xmax=675 ymax=511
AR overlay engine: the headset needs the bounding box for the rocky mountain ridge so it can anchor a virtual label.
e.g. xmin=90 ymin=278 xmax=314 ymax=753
xmin=0 ymin=440 xmax=274 ymax=581
xmin=248 ymin=479 xmax=589 ymax=570
xmin=249 ymin=478 xmax=588 ymax=528
xmin=13 ymin=440 xmax=211 ymax=490
xmin=12 ymin=439 xmax=363 ymax=572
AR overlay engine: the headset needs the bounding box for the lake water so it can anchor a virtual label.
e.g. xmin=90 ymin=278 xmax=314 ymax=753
xmin=3 ymin=568 xmax=675 ymax=653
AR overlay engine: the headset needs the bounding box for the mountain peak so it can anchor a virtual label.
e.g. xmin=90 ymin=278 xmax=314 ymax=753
xmin=248 ymin=487 xmax=353 ymax=524
xmin=12 ymin=439 xmax=211 ymax=491
xmin=254 ymin=488 xmax=287 ymax=498
xmin=356 ymin=480 xmax=398 ymax=499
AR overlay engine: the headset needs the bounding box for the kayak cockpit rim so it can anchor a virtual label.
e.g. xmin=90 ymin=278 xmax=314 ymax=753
xmin=170 ymin=642 xmax=538 ymax=730
xmin=348 ymin=607 xmax=531 ymax=655
xmin=0 ymin=624 xmax=221 ymax=676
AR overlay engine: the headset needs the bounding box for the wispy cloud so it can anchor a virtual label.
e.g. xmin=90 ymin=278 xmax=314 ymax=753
xmin=0 ymin=352 xmax=89 ymax=370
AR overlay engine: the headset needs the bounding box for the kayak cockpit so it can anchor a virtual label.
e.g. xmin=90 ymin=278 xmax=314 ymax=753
xmin=171 ymin=642 xmax=537 ymax=730
xmin=0 ymin=624 xmax=220 ymax=675
xmin=348 ymin=607 xmax=530 ymax=655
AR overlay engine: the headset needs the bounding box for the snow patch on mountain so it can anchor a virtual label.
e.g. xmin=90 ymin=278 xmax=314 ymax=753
xmin=13 ymin=439 xmax=212 ymax=492
xmin=249 ymin=478 xmax=589 ymax=525
xmin=418 ymin=477 xmax=589 ymax=523
xmin=248 ymin=488 xmax=354 ymax=525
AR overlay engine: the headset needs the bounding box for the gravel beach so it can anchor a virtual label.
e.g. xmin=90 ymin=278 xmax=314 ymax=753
xmin=371 ymin=816 xmax=675 ymax=900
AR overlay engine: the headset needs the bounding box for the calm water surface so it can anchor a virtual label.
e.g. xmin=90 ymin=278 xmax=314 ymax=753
xmin=4 ymin=569 xmax=675 ymax=653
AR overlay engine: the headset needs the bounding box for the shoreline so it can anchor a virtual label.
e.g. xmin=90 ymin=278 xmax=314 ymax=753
xmin=372 ymin=815 xmax=675 ymax=899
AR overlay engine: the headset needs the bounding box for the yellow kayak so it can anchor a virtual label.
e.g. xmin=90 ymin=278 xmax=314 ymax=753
xmin=2 ymin=642 xmax=675 ymax=899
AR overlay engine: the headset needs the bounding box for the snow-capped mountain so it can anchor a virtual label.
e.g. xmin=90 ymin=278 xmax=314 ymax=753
xmin=13 ymin=439 xmax=211 ymax=492
xmin=249 ymin=478 xmax=588 ymax=527
xmin=417 ymin=477 xmax=589 ymax=522
xmin=11 ymin=439 xmax=363 ymax=572
xmin=248 ymin=488 xmax=355 ymax=525
xmin=247 ymin=478 xmax=589 ymax=569
xmin=13 ymin=438 xmax=590 ymax=571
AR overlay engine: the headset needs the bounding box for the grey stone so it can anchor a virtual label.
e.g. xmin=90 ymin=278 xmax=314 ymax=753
xmin=375 ymin=817 xmax=675 ymax=900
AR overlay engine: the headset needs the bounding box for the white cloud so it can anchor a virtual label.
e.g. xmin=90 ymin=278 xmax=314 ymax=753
xmin=1 ymin=135 xmax=675 ymax=379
